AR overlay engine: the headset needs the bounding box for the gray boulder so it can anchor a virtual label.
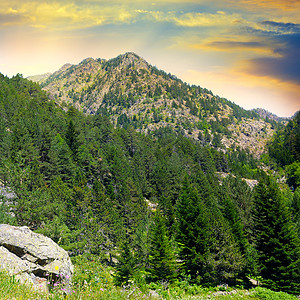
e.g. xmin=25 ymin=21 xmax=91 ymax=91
xmin=0 ymin=224 xmax=74 ymax=293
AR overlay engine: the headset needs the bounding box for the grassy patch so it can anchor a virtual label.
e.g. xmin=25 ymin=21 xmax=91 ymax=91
xmin=0 ymin=258 xmax=298 ymax=300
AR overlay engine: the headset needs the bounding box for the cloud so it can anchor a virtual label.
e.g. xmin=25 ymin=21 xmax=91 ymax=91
xmin=188 ymin=39 xmax=282 ymax=57
xmin=172 ymin=12 xmax=241 ymax=27
xmin=134 ymin=9 xmax=244 ymax=28
xmin=0 ymin=12 xmax=27 ymax=26
xmin=259 ymin=20 xmax=300 ymax=34
xmin=0 ymin=2 xmax=136 ymax=30
xmin=239 ymin=29 xmax=300 ymax=85
xmin=227 ymin=0 xmax=300 ymax=11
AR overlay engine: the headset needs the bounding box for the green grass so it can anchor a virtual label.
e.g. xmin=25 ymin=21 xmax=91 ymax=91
xmin=0 ymin=272 xmax=44 ymax=300
xmin=0 ymin=256 xmax=298 ymax=300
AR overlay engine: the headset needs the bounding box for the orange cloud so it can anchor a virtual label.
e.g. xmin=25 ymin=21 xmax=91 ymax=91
xmin=189 ymin=39 xmax=282 ymax=57
xmin=226 ymin=0 xmax=300 ymax=11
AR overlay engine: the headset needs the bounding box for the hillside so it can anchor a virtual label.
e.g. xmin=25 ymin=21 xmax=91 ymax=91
xmin=29 ymin=52 xmax=278 ymax=157
xmin=1 ymin=67 xmax=299 ymax=296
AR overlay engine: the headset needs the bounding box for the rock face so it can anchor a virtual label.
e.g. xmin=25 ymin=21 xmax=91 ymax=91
xmin=0 ymin=224 xmax=73 ymax=293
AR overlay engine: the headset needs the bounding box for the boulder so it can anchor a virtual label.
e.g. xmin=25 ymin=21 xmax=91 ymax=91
xmin=0 ymin=224 xmax=74 ymax=293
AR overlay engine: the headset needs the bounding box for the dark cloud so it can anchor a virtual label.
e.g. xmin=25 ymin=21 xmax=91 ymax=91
xmin=260 ymin=20 xmax=300 ymax=33
xmin=208 ymin=40 xmax=266 ymax=49
xmin=0 ymin=13 xmax=26 ymax=25
xmin=248 ymin=33 xmax=300 ymax=84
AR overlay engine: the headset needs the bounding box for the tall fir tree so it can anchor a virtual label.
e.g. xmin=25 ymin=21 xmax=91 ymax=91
xmin=253 ymin=178 xmax=300 ymax=293
xmin=176 ymin=176 xmax=211 ymax=283
xmin=114 ymin=237 xmax=136 ymax=286
xmin=147 ymin=210 xmax=178 ymax=283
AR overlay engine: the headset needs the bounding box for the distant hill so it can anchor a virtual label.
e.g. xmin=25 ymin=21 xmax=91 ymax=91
xmin=269 ymin=111 xmax=300 ymax=165
xmin=251 ymin=108 xmax=288 ymax=123
xmin=27 ymin=72 xmax=52 ymax=84
xmin=29 ymin=52 xmax=279 ymax=157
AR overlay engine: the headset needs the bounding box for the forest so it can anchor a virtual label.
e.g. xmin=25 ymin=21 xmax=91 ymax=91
xmin=0 ymin=73 xmax=299 ymax=297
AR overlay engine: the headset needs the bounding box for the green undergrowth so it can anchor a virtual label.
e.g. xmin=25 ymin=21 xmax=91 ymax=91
xmin=0 ymin=257 xmax=298 ymax=299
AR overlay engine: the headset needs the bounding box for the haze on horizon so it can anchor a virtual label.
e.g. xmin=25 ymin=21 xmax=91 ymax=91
xmin=1 ymin=0 xmax=299 ymax=117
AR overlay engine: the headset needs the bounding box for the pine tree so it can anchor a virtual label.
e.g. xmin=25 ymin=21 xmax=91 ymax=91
xmin=253 ymin=178 xmax=300 ymax=293
xmin=147 ymin=210 xmax=177 ymax=283
xmin=48 ymin=133 xmax=76 ymax=184
xmin=292 ymin=188 xmax=300 ymax=237
xmin=221 ymin=193 xmax=248 ymax=254
xmin=65 ymin=119 xmax=80 ymax=158
xmin=114 ymin=238 xmax=136 ymax=286
xmin=176 ymin=176 xmax=211 ymax=283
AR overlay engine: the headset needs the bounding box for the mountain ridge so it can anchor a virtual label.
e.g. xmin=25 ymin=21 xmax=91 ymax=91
xmin=27 ymin=52 xmax=280 ymax=157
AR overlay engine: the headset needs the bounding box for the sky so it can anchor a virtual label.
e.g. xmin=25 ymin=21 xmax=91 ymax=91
xmin=1 ymin=0 xmax=300 ymax=117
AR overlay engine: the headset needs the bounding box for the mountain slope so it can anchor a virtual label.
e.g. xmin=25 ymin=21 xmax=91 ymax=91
xmin=30 ymin=52 xmax=277 ymax=157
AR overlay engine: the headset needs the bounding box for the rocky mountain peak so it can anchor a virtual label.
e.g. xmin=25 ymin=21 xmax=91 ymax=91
xmin=106 ymin=52 xmax=150 ymax=72
xmin=30 ymin=53 xmax=278 ymax=157
xmin=58 ymin=63 xmax=73 ymax=73
xmin=251 ymin=108 xmax=288 ymax=122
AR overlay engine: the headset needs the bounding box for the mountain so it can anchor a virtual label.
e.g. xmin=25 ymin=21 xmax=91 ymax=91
xmin=26 ymin=72 xmax=52 ymax=84
xmin=269 ymin=110 xmax=300 ymax=169
xmin=251 ymin=108 xmax=288 ymax=122
xmin=29 ymin=52 xmax=278 ymax=157
xmin=2 ymin=62 xmax=299 ymax=295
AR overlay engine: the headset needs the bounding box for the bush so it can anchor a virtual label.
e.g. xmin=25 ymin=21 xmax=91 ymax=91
xmin=252 ymin=287 xmax=298 ymax=300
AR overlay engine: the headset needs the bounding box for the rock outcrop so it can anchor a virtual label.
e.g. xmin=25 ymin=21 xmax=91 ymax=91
xmin=0 ymin=224 xmax=73 ymax=293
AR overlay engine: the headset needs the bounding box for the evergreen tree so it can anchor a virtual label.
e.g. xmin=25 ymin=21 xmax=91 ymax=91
xmin=147 ymin=210 xmax=177 ymax=283
xmin=65 ymin=119 xmax=80 ymax=158
xmin=47 ymin=133 xmax=76 ymax=184
xmin=222 ymin=175 xmax=254 ymax=235
xmin=114 ymin=238 xmax=136 ymax=286
xmin=220 ymin=190 xmax=248 ymax=254
xmin=253 ymin=178 xmax=300 ymax=293
xmin=176 ymin=176 xmax=211 ymax=283
xmin=292 ymin=188 xmax=300 ymax=238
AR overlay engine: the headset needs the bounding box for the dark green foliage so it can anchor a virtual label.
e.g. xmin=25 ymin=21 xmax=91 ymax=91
xmin=48 ymin=133 xmax=76 ymax=184
xmin=114 ymin=238 xmax=136 ymax=286
xmin=147 ymin=210 xmax=178 ymax=283
xmin=292 ymin=188 xmax=300 ymax=238
xmin=65 ymin=120 xmax=80 ymax=158
xmin=286 ymin=162 xmax=300 ymax=190
xmin=268 ymin=111 xmax=300 ymax=168
xmin=176 ymin=176 xmax=212 ymax=283
xmin=221 ymin=175 xmax=254 ymax=233
xmin=253 ymin=178 xmax=300 ymax=293
xmin=220 ymin=193 xmax=248 ymax=253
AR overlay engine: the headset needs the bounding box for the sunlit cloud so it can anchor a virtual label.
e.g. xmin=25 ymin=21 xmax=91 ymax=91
xmin=187 ymin=39 xmax=282 ymax=57
xmin=0 ymin=2 xmax=135 ymax=30
xmin=226 ymin=0 xmax=300 ymax=11
xmin=135 ymin=10 xmax=243 ymax=28
xmin=259 ymin=21 xmax=300 ymax=34
xmin=173 ymin=11 xmax=241 ymax=27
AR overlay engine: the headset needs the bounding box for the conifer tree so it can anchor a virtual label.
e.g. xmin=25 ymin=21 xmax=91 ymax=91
xmin=48 ymin=133 xmax=75 ymax=184
xmin=221 ymin=194 xmax=248 ymax=254
xmin=114 ymin=238 xmax=136 ymax=286
xmin=292 ymin=188 xmax=300 ymax=237
xmin=253 ymin=178 xmax=300 ymax=293
xmin=176 ymin=176 xmax=211 ymax=283
xmin=147 ymin=210 xmax=177 ymax=283
xmin=65 ymin=119 xmax=80 ymax=158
